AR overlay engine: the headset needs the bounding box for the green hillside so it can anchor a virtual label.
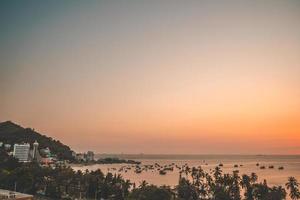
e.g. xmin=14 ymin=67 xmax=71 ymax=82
xmin=0 ymin=121 xmax=74 ymax=161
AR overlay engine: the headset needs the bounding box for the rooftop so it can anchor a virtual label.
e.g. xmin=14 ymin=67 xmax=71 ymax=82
xmin=0 ymin=189 xmax=33 ymax=200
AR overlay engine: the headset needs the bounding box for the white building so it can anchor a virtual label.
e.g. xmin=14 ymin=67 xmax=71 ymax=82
xmin=32 ymin=140 xmax=39 ymax=160
xmin=4 ymin=144 xmax=11 ymax=150
xmin=13 ymin=143 xmax=30 ymax=162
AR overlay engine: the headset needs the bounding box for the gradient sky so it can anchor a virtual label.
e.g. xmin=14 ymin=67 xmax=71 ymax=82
xmin=1 ymin=1 xmax=300 ymax=154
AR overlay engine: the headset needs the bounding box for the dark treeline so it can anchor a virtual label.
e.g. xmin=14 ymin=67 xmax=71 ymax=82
xmin=73 ymin=157 xmax=141 ymax=165
xmin=96 ymin=158 xmax=141 ymax=165
xmin=1 ymin=151 xmax=300 ymax=200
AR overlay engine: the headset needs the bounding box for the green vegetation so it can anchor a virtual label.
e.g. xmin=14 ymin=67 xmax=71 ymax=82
xmin=96 ymin=158 xmax=141 ymax=165
xmin=0 ymin=121 xmax=299 ymax=199
xmin=0 ymin=121 xmax=74 ymax=161
xmin=0 ymin=148 xmax=130 ymax=199
xmin=72 ymin=157 xmax=141 ymax=165
xmin=286 ymin=177 xmax=300 ymax=200
xmin=1 ymin=149 xmax=299 ymax=199
xmin=128 ymin=184 xmax=173 ymax=200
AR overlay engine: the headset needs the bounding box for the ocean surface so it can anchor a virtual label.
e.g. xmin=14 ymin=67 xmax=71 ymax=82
xmin=72 ymin=154 xmax=300 ymax=190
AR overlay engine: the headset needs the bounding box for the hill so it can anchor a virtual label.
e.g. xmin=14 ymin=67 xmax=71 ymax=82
xmin=0 ymin=121 xmax=74 ymax=161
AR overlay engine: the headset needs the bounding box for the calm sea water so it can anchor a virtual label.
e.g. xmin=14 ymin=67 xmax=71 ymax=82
xmin=72 ymin=154 xmax=300 ymax=189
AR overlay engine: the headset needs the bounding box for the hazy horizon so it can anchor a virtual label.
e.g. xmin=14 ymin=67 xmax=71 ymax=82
xmin=1 ymin=1 xmax=300 ymax=154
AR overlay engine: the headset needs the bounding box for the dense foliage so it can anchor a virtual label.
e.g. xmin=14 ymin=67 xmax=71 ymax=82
xmin=0 ymin=121 xmax=299 ymax=199
xmin=96 ymin=158 xmax=141 ymax=165
xmin=0 ymin=121 xmax=74 ymax=160
xmin=128 ymin=184 xmax=173 ymax=200
xmin=0 ymin=149 xmax=299 ymax=200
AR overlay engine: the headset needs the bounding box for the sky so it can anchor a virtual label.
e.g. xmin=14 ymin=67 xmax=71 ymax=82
xmin=1 ymin=0 xmax=300 ymax=154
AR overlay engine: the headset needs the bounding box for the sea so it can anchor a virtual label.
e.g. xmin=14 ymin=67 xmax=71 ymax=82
xmin=72 ymin=154 xmax=300 ymax=192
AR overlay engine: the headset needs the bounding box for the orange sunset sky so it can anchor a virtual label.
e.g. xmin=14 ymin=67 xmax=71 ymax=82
xmin=1 ymin=1 xmax=300 ymax=154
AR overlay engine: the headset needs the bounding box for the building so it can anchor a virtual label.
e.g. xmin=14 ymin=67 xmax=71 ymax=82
xmin=76 ymin=153 xmax=85 ymax=161
xmin=0 ymin=189 xmax=33 ymax=200
xmin=75 ymin=151 xmax=94 ymax=162
xmin=32 ymin=141 xmax=39 ymax=159
xmin=4 ymin=144 xmax=11 ymax=150
xmin=28 ymin=141 xmax=42 ymax=162
xmin=71 ymin=151 xmax=76 ymax=158
xmin=86 ymin=151 xmax=94 ymax=162
xmin=13 ymin=143 xmax=30 ymax=162
xmin=41 ymin=157 xmax=53 ymax=165
xmin=40 ymin=147 xmax=51 ymax=157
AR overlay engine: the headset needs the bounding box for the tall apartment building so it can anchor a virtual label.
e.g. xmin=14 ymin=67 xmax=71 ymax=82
xmin=13 ymin=143 xmax=30 ymax=162
xmin=32 ymin=140 xmax=39 ymax=161
xmin=86 ymin=151 xmax=94 ymax=162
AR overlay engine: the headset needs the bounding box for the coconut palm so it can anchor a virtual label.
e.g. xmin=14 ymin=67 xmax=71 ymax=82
xmin=286 ymin=177 xmax=300 ymax=200
xmin=268 ymin=186 xmax=286 ymax=200
xmin=252 ymin=181 xmax=269 ymax=200
xmin=240 ymin=174 xmax=254 ymax=200
xmin=139 ymin=180 xmax=149 ymax=189
xmin=231 ymin=171 xmax=241 ymax=200
xmin=213 ymin=166 xmax=222 ymax=182
xmin=121 ymin=179 xmax=132 ymax=197
xmin=250 ymin=173 xmax=258 ymax=183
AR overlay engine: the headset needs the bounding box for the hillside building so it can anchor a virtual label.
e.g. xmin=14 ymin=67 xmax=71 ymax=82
xmin=13 ymin=143 xmax=30 ymax=162
xmin=4 ymin=144 xmax=11 ymax=150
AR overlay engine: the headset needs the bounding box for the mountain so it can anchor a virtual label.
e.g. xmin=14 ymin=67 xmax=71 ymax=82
xmin=0 ymin=121 xmax=74 ymax=161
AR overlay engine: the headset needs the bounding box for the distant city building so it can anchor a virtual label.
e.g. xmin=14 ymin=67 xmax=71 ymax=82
xmin=75 ymin=151 xmax=95 ymax=162
xmin=71 ymin=151 xmax=76 ymax=158
xmin=76 ymin=153 xmax=85 ymax=161
xmin=13 ymin=143 xmax=30 ymax=162
xmin=86 ymin=151 xmax=94 ymax=162
xmin=4 ymin=144 xmax=11 ymax=150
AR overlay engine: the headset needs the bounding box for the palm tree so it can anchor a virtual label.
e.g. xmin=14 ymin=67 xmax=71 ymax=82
xmin=205 ymin=173 xmax=214 ymax=199
xmin=121 ymin=179 xmax=132 ymax=197
xmin=191 ymin=167 xmax=198 ymax=185
xmin=240 ymin=174 xmax=254 ymax=200
xmin=176 ymin=177 xmax=198 ymax=200
xmin=252 ymin=181 xmax=269 ymax=200
xmin=139 ymin=180 xmax=148 ymax=189
xmin=231 ymin=171 xmax=241 ymax=200
xmin=286 ymin=177 xmax=300 ymax=200
xmin=250 ymin=173 xmax=257 ymax=183
xmin=269 ymin=186 xmax=286 ymax=200
xmin=213 ymin=166 xmax=223 ymax=186
xmin=185 ymin=166 xmax=191 ymax=177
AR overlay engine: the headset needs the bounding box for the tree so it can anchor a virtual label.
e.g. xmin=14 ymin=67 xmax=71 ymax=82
xmin=268 ymin=186 xmax=286 ymax=200
xmin=252 ymin=181 xmax=269 ymax=200
xmin=286 ymin=177 xmax=300 ymax=200
xmin=230 ymin=171 xmax=241 ymax=200
xmin=127 ymin=185 xmax=173 ymax=200
xmin=240 ymin=174 xmax=254 ymax=200
xmin=176 ymin=177 xmax=198 ymax=200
